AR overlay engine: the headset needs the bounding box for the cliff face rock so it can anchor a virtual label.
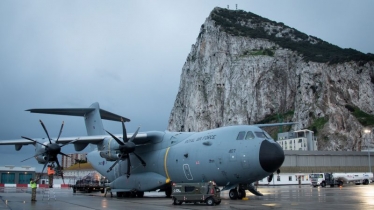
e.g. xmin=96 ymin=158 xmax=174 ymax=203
xmin=168 ymin=8 xmax=374 ymax=151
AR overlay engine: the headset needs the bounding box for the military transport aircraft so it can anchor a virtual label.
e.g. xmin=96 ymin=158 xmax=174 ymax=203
xmin=0 ymin=102 xmax=294 ymax=199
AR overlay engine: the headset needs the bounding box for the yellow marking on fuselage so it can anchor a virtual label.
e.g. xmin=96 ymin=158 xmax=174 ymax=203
xmin=164 ymin=147 xmax=171 ymax=181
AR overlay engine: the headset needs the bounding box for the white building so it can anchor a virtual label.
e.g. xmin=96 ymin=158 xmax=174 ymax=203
xmin=277 ymin=129 xmax=317 ymax=151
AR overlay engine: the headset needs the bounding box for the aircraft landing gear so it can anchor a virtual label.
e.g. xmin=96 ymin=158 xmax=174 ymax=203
xmin=237 ymin=189 xmax=246 ymax=199
xmin=229 ymin=189 xmax=238 ymax=200
xmin=165 ymin=185 xmax=172 ymax=198
xmin=229 ymin=187 xmax=247 ymax=200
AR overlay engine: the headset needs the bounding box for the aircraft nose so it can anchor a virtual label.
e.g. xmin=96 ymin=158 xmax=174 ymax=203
xmin=259 ymin=140 xmax=285 ymax=173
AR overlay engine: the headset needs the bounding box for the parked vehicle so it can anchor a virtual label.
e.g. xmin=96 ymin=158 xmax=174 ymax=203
xmin=69 ymin=174 xmax=105 ymax=193
xmin=171 ymin=181 xmax=221 ymax=206
xmin=310 ymin=172 xmax=373 ymax=187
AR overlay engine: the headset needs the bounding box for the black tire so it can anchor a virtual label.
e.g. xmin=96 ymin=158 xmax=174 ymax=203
xmin=338 ymin=181 xmax=343 ymax=187
xmin=173 ymin=198 xmax=182 ymax=205
xmin=215 ymin=200 xmax=221 ymax=205
xmin=330 ymin=184 xmax=334 ymax=187
xmin=165 ymin=186 xmax=172 ymax=198
xmin=229 ymin=189 xmax=238 ymax=200
xmin=101 ymin=189 xmax=105 ymax=193
xmin=116 ymin=192 xmax=123 ymax=197
xmin=237 ymin=189 xmax=246 ymax=199
xmin=136 ymin=191 xmax=144 ymax=198
xmin=321 ymin=182 xmax=326 ymax=187
xmin=73 ymin=188 xmax=76 ymax=193
xmin=363 ymin=179 xmax=369 ymax=185
xmin=206 ymin=197 xmax=214 ymax=206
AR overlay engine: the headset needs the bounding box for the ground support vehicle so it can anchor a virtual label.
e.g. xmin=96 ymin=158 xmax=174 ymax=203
xmin=70 ymin=177 xmax=105 ymax=193
xmin=310 ymin=172 xmax=373 ymax=187
xmin=171 ymin=181 xmax=221 ymax=206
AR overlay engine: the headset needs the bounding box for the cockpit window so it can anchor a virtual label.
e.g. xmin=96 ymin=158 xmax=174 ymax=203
xmin=236 ymin=131 xmax=245 ymax=140
xmin=254 ymin=131 xmax=266 ymax=138
xmin=245 ymin=131 xmax=255 ymax=140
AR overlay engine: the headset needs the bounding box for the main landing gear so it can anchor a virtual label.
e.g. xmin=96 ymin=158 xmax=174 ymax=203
xmin=229 ymin=188 xmax=246 ymax=200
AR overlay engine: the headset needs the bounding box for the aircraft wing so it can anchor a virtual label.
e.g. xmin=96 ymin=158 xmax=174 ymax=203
xmin=0 ymin=139 xmax=36 ymax=145
xmin=0 ymin=132 xmax=158 ymax=146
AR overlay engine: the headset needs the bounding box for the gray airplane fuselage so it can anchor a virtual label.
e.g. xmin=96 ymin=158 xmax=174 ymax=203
xmin=88 ymin=125 xmax=284 ymax=191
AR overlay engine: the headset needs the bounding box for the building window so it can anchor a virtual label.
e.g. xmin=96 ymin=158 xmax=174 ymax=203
xmin=289 ymin=176 xmax=292 ymax=181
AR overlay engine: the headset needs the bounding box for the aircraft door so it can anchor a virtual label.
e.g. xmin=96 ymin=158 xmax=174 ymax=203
xmin=183 ymin=164 xmax=193 ymax=180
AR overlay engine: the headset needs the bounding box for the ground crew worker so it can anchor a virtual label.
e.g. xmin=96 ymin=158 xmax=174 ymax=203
xmin=30 ymin=177 xmax=40 ymax=202
xmin=104 ymin=187 xmax=113 ymax=197
xmin=48 ymin=165 xmax=55 ymax=188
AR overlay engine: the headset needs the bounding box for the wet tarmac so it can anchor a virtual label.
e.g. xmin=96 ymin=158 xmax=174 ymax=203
xmin=0 ymin=184 xmax=373 ymax=209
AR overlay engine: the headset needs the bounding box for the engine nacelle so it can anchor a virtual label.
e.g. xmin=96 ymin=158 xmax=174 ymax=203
xmin=35 ymin=155 xmax=48 ymax=163
xmin=100 ymin=151 xmax=122 ymax=161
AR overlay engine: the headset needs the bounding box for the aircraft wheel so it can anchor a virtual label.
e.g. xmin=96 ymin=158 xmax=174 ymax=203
xmin=206 ymin=197 xmax=214 ymax=206
xmin=229 ymin=189 xmax=238 ymax=200
xmin=165 ymin=186 xmax=172 ymax=198
xmin=237 ymin=189 xmax=246 ymax=199
xmin=116 ymin=192 xmax=123 ymax=197
xmin=136 ymin=191 xmax=144 ymax=198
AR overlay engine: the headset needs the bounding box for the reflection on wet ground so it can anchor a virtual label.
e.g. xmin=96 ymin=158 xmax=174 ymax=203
xmin=0 ymin=184 xmax=373 ymax=209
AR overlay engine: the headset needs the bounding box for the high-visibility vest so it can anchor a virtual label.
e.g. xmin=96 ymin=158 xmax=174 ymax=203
xmin=48 ymin=167 xmax=55 ymax=175
xmin=30 ymin=180 xmax=37 ymax=189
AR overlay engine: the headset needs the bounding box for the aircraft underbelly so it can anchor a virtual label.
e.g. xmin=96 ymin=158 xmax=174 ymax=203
xmin=109 ymin=172 xmax=167 ymax=191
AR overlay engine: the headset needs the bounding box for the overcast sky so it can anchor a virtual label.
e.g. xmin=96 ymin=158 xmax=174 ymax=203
xmin=1 ymin=0 xmax=373 ymax=172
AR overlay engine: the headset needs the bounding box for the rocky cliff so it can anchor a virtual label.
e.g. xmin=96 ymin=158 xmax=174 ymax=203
xmin=168 ymin=7 xmax=374 ymax=151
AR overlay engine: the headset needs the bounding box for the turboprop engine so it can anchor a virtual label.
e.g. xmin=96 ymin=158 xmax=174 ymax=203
xmin=99 ymin=151 xmax=122 ymax=161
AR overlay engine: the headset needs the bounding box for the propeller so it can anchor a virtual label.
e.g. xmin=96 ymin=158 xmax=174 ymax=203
xmin=105 ymin=118 xmax=146 ymax=178
xmin=21 ymin=120 xmax=77 ymax=183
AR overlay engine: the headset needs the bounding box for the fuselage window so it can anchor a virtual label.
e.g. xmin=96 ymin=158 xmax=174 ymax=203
xmin=236 ymin=131 xmax=246 ymax=140
xmin=245 ymin=131 xmax=255 ymax=140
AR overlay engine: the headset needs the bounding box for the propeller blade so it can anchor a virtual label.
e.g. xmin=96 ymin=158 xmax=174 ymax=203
xmin=56 ymin=121 xmax=64 ymax=143
xmin=20 ymin=151 xmax=46 ymax=162
xmin=133 ymin=152 xmax=146 ymax=166
xmin=126 ymin=156 xmax=131 ymax=178
xmin=105 ymin=130 xmax=124 ymax=145
xmin=41 ymin=156 xmax=50 ymax=175
xmin=21 ymin=136 xmax=49 ymax=148
xmin=39 ymin=120 xmax=52 ymax=144
xmin=21 ymin=155 xmax=38 ymax=162
xmin=121 ymin=118 xmax=128 ymax=142
xmin=107 ymin=159 xmax=121 ymax=173
xmin=128 ymin=127 xmax=140 ymax=143
xmin=55 ymin=158 xmax=65 ymax=184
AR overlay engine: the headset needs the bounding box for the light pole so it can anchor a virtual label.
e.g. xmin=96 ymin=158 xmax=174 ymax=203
xmin=363 ymin=129 xmax=372 ymax=173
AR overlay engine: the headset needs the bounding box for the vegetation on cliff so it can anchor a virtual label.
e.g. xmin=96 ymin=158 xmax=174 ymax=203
xmin=210 ymin=8 xmax=374 ymax=64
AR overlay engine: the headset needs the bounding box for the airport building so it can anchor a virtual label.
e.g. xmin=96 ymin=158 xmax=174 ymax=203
xmin=260 ymin=150 xmax=374 ymax=185
xmin=0 ymin=166 xmax=36 ymax=184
